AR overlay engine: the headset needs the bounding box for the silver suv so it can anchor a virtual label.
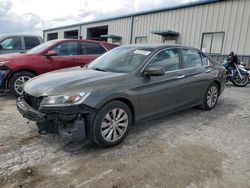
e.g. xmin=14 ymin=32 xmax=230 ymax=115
xmin=0 ymin=35 xmax=43 ymax=54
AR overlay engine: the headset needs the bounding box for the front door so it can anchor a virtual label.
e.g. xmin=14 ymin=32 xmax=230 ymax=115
xmin=46 ymin=41 xmax=80 ymax=71
xmin=138 ymin=48 xmax=187 ymax=119
xmin=0 ymin=37 xmax=23 ymax=54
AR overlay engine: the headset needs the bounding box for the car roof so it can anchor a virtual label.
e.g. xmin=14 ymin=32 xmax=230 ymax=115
xmin=0 ymin=34 xmax=42 ymax=39
xmin=50 ymin=38 xmax=114 ymax=44
xmin=119 ymin=44 xmax=200 ymax=51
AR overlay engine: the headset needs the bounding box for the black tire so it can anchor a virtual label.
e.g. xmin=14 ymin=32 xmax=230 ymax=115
xmin=92 ymin=100 xmax=132 ymax=147
xmin=199 ymin=83 xmax=219 ymax=110
xmin=9 ymin=71 xmax=35 ymax=97
xmin=231 ymin=74 xmax=249 ymax=87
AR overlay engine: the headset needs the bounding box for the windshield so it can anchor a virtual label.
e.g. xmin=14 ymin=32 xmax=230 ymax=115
xmin=88 ymin=46 xmax=153 ymax=73
xmin=25 ymin=40 xmax=58 ymax=54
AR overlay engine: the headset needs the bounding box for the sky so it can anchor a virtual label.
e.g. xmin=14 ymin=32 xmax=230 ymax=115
xmin=0 ymin=0 xmax=199 ymax=36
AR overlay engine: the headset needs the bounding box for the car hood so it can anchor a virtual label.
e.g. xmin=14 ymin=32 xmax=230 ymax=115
xmin=24 ymin=67 xmax=126 ymax=97
xmin=0 ymin=53 xmax=30 ymax=61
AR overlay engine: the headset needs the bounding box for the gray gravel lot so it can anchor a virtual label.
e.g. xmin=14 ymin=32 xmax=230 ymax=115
xmin=0 ymin=83 xmax=250 ymax=188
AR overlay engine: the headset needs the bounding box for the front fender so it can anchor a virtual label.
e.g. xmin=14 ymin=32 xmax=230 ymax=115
xmin=239 ymin=69 xmax=249 ymax=75
xmin=83 ymin=92 xmax=139 ymax=119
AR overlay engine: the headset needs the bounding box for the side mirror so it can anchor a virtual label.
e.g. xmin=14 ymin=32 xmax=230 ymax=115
xmin=0 ymin=44 xmax=3 ymax=50
xmin=44 ymin=50 xmax=58 ymax=57
xmin=143 ymin=66 xmax=165 ymax=77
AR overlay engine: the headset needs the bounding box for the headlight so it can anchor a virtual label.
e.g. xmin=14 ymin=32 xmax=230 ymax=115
xmin=0 ymin=61 xmax=10 ymax=66
xmin=40 ymin=92 xmax=90 ymax=107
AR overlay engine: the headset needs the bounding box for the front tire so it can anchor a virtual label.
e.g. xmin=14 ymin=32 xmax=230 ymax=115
xmin=231 ymin=74 xmax=249 ymax=87
xmin=9 ymin=71 xmax=35 ymax=97
xmin=199 ymin=83 xmax=219 ymax=110
xmin=92 ymin=101 xmax=132 ymax=147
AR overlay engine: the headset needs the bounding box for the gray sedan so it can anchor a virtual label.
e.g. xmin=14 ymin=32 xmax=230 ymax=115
xmin=17 ymin=44 xmax=226 ymax=147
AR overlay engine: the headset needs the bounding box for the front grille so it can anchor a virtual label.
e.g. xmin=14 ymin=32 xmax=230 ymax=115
xmin=23 ymin=92 xmax=43 ymax=110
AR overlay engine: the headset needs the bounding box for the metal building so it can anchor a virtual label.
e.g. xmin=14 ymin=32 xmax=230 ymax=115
xmin=43 ymin=0 xmax=250 ymax=67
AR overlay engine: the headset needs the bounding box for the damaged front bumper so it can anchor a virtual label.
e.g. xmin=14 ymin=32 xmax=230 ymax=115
xmin=17 ymin=97 xmax=95 ymax=141
xmin=17 ymin=97 xmax=46 ymax=121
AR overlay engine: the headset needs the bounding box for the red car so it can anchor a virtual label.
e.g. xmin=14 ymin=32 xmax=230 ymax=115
xmin=0 ymin=39 xmax=117 ymax=96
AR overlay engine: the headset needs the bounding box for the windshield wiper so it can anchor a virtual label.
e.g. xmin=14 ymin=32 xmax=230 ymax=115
xmin=93 ymin=68 xmax=106 ymax=72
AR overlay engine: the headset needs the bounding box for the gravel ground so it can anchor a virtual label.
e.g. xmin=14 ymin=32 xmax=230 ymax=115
xmin=0 ymin=83 xmax=250 ymax=188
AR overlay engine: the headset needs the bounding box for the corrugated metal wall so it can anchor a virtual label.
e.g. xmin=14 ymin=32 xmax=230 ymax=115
xmin=132 ymin=0 xmax=250 ymax=55
xmin=43 ymin=0 xmax=250 ymax=57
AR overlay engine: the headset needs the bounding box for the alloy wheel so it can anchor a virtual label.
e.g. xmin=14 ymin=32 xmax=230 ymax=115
xmin=14 ymin=76 xmax=31 ymax=96
xmin=101 ymin=108 xmax=128 ymax=142
xmin=206 ymin=85 xmax=218 ymax=108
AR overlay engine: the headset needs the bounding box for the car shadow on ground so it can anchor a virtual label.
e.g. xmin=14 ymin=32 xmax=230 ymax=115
xmin=66 ymin=96 xmax=237 ymax=154
xmin=0 ymin=90 xmax=238 ymax=154
xmin=0 ymin=92 xmax=15 ymax=100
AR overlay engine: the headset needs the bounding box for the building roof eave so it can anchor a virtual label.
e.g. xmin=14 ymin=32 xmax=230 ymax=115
xmin=43 ymin=0 xmax=222 ymax=32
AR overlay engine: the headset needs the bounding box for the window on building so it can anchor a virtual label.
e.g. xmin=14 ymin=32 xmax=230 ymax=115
xmin=24 ymin=37 xmax=40 ymax=49
xmin=0 ymin=37 xmax=22 ymax=50
xmin=64 ymin=30 xmax=79 ymax=39
xmin=47 ymin=33 xmax=58 ymax=41
xmin=201 ymin=32 xmax=224 ymax=54
xmin=181 ymin=49 xmax=203 ymax=69
xmin=110 ymin=38 xmax=121 ymax=45
xmin=147 ymin=49 xmax=180 ymax=71
xmin=163 ymin=39 xmax=176 ymax=44
xmin=135 ymin=36 xmax=147 ymax=44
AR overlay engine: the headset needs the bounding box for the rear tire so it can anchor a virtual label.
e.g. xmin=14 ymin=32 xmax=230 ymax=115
xmin=92 ymin=100 xmax=132 ymax=147
xmin=9 ymin=71 xmax=35 ymax=97
xmin=199 ymin=83 xmax=219 ymax=110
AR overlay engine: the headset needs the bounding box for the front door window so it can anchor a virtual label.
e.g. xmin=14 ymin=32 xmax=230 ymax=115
xmin=0 ymin=37 xmax=22 ymax=50
xmin=147 ymin=49 xmax=180 ymax=71
xmin=52 ymin=42 xmax=78 ymax=56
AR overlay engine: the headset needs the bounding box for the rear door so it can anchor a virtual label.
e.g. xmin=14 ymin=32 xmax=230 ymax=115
xmin=138 ymin=48 xmax=187 ymax=119
xmin=23 ymin=37 xmax=41 ymax=50
xmin=180 ymin=49 xmax=213 ymax=104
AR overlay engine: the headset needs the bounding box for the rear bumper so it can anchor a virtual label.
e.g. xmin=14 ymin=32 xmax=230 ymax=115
xmin=16 ymin=97 xmax=90 ymax=141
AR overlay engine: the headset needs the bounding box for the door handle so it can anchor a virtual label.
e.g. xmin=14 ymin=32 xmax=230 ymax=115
xmin=205 ymin=69 xmax=212 ymax=73
xmin=176 ymin=75 xmax=185 ymax=79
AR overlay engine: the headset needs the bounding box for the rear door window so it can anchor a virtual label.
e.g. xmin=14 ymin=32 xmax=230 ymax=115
xmin=79 ymin=42 xmax=106 ymax=55
xmin=181 ymin=49 xmax=203 ymax=69
xmin=200 ymin=54 xmax=210 ymax=66
xmin=24 ymin=37 xmax=40 ymax=50
xmin=147 ymin=48 xmax=180 ymax=71
xmin=0 ymin=37 xmax=22 ymax=50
